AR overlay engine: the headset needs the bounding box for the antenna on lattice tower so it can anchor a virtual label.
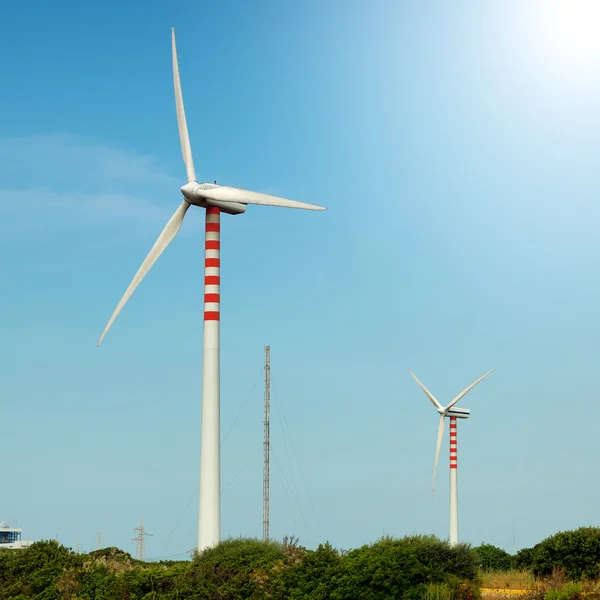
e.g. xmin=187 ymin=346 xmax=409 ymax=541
xmin=132 ymin=515 xmax=152 ymax=561
xmin=263 ymin=345 xmax=271 ymax=541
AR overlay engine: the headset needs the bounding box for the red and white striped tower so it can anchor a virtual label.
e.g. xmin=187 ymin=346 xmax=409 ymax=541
xmin=449 ymin=416 xmax=459 ymax=545
xmin=96 ymin=29 xmax=327 ymax=556
xmin=199 ymin=206 xmax=221 ymax=550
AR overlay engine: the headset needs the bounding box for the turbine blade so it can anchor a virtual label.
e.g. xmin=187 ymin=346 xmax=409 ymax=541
xmin=198 ymin=186 xmax=326 ymax=211
xmin=432 ymin=415 xmax=445 ymax=496
xmin=97 ymin=200 xmax=190 ymax=346
xmin=408 ymin=369 xmax=442 ymax=410
xmin=172 ymin=27 xmax=196 ymax=183
xmin=445 ymin=369 xmax=495 ymax=411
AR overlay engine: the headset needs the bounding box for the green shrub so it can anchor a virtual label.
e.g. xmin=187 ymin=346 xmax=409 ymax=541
xmin=0 ymin=539 xmax=83 ymax=599
xmin=409 ymin=535 xmax=478 ymax=583
xmin=544 ymin=582 xmax=583 ymax=600
xmin=328 ymin=535 xmax=479 ymax=600
xmin=472 ymin=544 xmax=515 ymax=572
xmin=284 ymin=541 xmax=341 ymax=599
xmin=181 ymin=536 xmax=286 ymax=598
xmin=0 ymin=534 xmax=484 ymax=599
xmin=530 ymin=527 xmax=600 ymax=580
xmin=515 ymin=547 xmax=537 ymax=571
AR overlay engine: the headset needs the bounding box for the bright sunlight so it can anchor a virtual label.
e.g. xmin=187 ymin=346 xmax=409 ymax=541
xmin=532 ymin=0 xmax=600 ymax=69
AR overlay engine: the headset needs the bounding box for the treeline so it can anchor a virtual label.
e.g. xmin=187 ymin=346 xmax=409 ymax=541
xmin=472 ymin=526 xmax=600 ymax=580
xmin=1 ymin=527 xmax=600 ymax=599
xmin=0 ymin=534 xmax=478 ymax=600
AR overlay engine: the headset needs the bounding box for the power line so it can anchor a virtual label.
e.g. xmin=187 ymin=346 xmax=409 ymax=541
xmin=269 ymin=378 xmax=310 ymax=534
xmin=273 ymin=453 xmax=300 ymax=533
xmin=271 ymin=378 xmax=306 ymax=531
xmin=148 ymin=549 xmax=195 ymax=561
xmin=165 ymin=488 xmax=198 ymax=549
xmin=273 ymin=384 xmax=300 ymax=499
xmin=221 ymin=368 xmax=263 ymax=448
xmin=272 ymin=379 xmax=319 ymax=529
xmin=223 ymin=444 xmax=262 ymax=494
xmin=165 ymin=372 xmax=263 ymax=550
xmin=263 ymin=345 xmax=271 ymax=541
xmin=273 ymin=449 xmax=309 ymax=533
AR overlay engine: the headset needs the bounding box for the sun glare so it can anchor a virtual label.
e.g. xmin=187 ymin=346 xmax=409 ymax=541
xmin=534 ymin=0 xmax=600 ymax=69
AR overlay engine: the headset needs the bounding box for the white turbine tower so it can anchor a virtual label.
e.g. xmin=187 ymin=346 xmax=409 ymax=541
xmin=409 ymin=368 xmax=494 ymax=546
xmin=97 ymin=28 xmax=326 ymax=552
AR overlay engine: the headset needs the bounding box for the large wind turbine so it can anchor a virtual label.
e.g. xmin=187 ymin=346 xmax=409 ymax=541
xmin=409 ymin=368 xmax=493 ymax=545
xmin=97 ymin=28 xmax=326 ymax=551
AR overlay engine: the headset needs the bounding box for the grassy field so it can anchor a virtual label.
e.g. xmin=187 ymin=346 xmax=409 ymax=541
xmin=480 ymin=569 xmax=600 ymax=599
xmin=481 ymin=570 xmax=537 ymax=590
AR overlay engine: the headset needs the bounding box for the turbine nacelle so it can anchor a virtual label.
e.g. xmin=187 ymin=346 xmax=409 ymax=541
xmin=180 ymin=182 xmax=247 ymax=214
xmin=438 ymin=406 xmax=471 ymax=419
xmin=205 ymin=198 xmax=247 ymax=215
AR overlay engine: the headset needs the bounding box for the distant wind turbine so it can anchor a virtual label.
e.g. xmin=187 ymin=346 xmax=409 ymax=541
xmin=97 ymin=28 xmax=326 ymax=552
xmin=409 ymin=368 xmax=494 ymax=545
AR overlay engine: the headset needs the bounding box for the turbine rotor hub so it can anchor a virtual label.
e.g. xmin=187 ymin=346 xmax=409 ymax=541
xmin=181 ymin=181 xmax=201 ymax=204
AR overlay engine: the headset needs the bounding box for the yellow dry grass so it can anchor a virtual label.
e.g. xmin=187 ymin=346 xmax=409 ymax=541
xmin=480 ymin=569 xmax=600 ymax=599
xmin=481 ymin=590 xmax=531 ymax=598
xmin=481 ymin=571 xmax=537 ymax=591
xmin=481 ymin=588 xmax=531 ymax=600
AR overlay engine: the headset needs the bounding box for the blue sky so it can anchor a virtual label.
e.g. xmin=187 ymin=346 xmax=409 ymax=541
xmin=2 ymin=0 xmax=600 ymax=559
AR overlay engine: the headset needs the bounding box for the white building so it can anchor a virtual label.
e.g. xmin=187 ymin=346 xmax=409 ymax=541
xmin=0 ymin=522 xmax=33 ymax=550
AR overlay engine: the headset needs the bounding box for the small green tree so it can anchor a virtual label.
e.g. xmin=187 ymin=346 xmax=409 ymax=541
xmin=530 ymin=527 xmax=600 ymax=580
xmin=472 ymin=544 xmax=514 ymax=572
xmin=0 ymin=540 xmax=82 ymax=599
xmin=284 ymin=542 xmax=341 ymax=599
xmin=180 ymin=537 xmax=286 ymax=598
xmin=328 ymin=535 xmax=479 ymax=600
xmin=514 ymin=546 xmax=536 ymax=571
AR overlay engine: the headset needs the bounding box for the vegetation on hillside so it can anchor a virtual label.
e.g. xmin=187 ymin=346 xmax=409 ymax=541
xmin=2 ymin=526 xmax=600 ymax=599
xmin=0 ymin=534 xmax=478 ymax=600
xmin=475 ymin=527 xmax=600 ymax=600
xmin=475 ymin=527 xmax=600 ymax=581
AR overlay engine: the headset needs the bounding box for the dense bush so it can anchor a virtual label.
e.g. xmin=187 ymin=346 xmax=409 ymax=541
xmin=528 ymin=527 xmax=600 ymax=580
xmin=544 ymin=581 xmax=584 ymax=600
xmin=0 ymin=534 xmax=480 ymax=599
xmin=472 ymin=544 xmax=515 ymax=572
xmin=0 ymin=540 xmax=83 ymax=599
xmin=283 ymin=541 xmax=342 ymax=599
xmin=328 ymin=535 xmax=479 ymax=600
xmin=515 ymin=547 xmax=536 ymax=571
xmin=180 ymin=537 xmax=287 ymax=598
